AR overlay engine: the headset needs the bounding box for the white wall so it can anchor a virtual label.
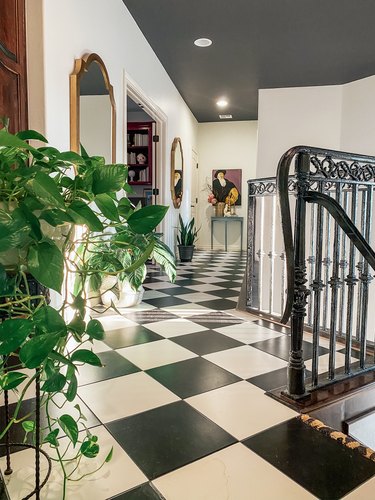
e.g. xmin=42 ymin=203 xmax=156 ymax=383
xmin=256 ymin=85 xmax=343 ymax=177
xmin=341 ymin=75 xmax=375 ymax=156
xmin=26 ymin=0 xmax=198 ymax=251
xmin=197 ymin=121 xmax=258 ymax=251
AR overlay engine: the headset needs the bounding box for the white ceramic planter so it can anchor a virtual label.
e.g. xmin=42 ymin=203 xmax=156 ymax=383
xmin=117 ymin=282 xmax=144 ymax=308
xmin=100 ymin=275 xmax=119 ymax=307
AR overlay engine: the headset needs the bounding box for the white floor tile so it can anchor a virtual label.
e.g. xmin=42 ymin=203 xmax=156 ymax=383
xmin=153 ymin=443 xmax=314 ymax=500
xmin=145 ymin=318 xmax=208 ymax=337
xmin=305 ymin=352 xmax=356 ymax=374
xmin=97 ymin=315 xmax=137 ymax=330
xmin=194 ymin=277 xmax=227 ymax=283
xmin=78 ymin=372 xmax=179 ymax=422
xmin=0 ymin=425 xmax=146 ymax=500
xmin=143 ymin=290 xmax=169 ymax=299
xmin=187 ymin=381 xmax=297 ymax=439
xmin=215 ymin=322 xmax=284 ymax=343
xmin=176 ymin=292 xmax=220 ymax=302
xmin=117 ymin=339 xmax=197 ymax=369
xmin=92 ymin=339 xmax=113 ymax=354
xmin=160 ymin=303 xmax=214 ymax=317
xmin=203 ymin=345 xmax=287 ymax=378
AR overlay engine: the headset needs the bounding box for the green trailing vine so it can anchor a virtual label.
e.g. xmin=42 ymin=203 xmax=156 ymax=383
xmin=0 ymin=127 xmax=175 ymax=497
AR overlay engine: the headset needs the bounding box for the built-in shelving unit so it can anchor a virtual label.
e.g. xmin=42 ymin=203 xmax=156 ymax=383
xmin=127 ymin=122 xmax=153 ymax=185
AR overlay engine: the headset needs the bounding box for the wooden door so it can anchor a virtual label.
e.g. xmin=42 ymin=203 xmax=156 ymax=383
xmin=0 ymin=0 xmax=28 ymax=132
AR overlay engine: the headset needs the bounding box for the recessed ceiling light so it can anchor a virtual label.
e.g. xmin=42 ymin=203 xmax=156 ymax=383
xmin=194 ymin=38 xmax=212 ymax=47
xmin=219 ymin=114 xmax=233 ymax=119
xmin=216 ymin=99 xmax=228 ymax=108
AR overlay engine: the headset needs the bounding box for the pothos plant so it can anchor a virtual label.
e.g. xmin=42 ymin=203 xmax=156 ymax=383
xmin=0 ymin=127 xmax=174 ymax=497
xmin=85 ymin=226 xmax=176 ymax=296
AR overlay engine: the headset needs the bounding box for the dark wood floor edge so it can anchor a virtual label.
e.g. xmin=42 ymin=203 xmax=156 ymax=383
xmin=297 ymin=414 xmax=375 ymax=463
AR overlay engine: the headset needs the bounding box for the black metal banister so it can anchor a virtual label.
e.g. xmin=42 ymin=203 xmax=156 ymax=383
xmin=275 ymin=145 xmax=375 ymax=399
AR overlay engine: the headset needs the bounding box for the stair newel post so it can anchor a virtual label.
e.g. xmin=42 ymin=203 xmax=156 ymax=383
xmin=287 ymin=153 xmax=310 ymax=398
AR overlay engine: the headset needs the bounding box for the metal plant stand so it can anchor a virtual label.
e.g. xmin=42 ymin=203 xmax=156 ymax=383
xmin=1 ymin=368 xmax=52 ymax=500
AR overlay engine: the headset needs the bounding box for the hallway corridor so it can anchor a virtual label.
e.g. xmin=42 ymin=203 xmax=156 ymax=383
xmin=2 ymin=251 xmax=375 ymax=499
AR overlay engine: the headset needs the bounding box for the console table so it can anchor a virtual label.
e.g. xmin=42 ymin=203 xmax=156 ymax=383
xmin=211 ymin=216 xmax=243 ymax=252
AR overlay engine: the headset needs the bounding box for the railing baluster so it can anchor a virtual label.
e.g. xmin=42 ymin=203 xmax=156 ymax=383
xmin=338 ymin=190 xmax=349 ymax=338
xmin=328 ymin=184 xmax=342 ymax=380
xmin=280 ymin=252 xmax=286 ymax=315
xmin=307 ymin=204 xmax=316 ymax=327
xmin=359 ymin=186 xmax=373 ymax=368
xmin=311 ymin=181 xmax=324 ymax=387
xmin=268 ymin=196 xmax=277 ymax=314
xmin=247 ymin=182 xmax=257 ymax=310
xmin=257 ymin=197 xmax=266 ymax=312
xmin=287 ymin=153 xmax=310 ymax=397
xmin=355 ymin=190 xmax=367 ymax=342
xmin=344 ymin=184 xmax=359 ymax=374
xmin=322 ymin=196 xmax=332 ymax=332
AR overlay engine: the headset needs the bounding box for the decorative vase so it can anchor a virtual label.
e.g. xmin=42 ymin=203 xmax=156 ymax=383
xmin=214 ymin=202 xmax=225 ymax=217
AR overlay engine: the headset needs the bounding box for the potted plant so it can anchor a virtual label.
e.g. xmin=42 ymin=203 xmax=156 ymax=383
xmin=177 ymin=214 xmax=199 ymax=262
xmin=0 ymin=127 xmax=173 ymax=498
xmin=85 ymin=227 xmax=176 ymax=307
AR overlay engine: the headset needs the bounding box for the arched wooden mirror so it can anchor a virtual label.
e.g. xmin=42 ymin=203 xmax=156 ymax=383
xmin=171 ymin=137 xmax=183 ymax=208
xmin=70 ymin=53 xmax=116 ymax=162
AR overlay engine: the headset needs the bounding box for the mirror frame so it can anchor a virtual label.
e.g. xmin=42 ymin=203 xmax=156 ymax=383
xmin=170 ymin=137 xmax=184 ymax=209
xmin=70 ymin=53 xmax=116 ymax=161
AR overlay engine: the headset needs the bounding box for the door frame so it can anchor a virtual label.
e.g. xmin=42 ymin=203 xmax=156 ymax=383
xmin=124 ymin=74 xmax=167 ymax=222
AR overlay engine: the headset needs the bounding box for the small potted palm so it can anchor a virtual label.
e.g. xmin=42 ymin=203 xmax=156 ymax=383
xmin=177 ymin=214 xmax=199 ymax=262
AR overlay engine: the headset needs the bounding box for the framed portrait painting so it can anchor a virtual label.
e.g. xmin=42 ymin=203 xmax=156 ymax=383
xmin=212 ymin=169 xmax=242 ymax=206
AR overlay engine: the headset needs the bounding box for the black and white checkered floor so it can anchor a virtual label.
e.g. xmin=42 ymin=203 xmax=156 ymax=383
xmin=2 ymin=251 xmax=375 ymax=499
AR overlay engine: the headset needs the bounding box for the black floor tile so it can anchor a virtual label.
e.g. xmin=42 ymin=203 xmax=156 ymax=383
xmin=243 ymin=417 xmax=375 ymax=500
xmin=77 ymin=350 xmax=140 ymax=386
xmin=251 ymin=335 xmax=329 ymax=361
xmin=157 ymin=286 xmax=193 ymax=296
xmin=208 ymin=288 xmax=240 ymax=299
xmin=146 ymin=357 xmax=241 ymax=398
xmin=189 ymin=311 xmax=243 ymax=329
xmin=171 ymin=330 xmax=244 ymax=355
xmin=106 ymin=401 xmax=236 ymax=480
xmin=195 ymin=298 xmax=237 ymax=310
xmin=0 ymin=397 xmax=100 ymax=457
xmin=108 ymin=483 xmax=164 ymax=500
xmin=144 ymin=296 xmax=189 ymax=308
xmin=213 ymin=281 xmax=242 ymax=289
xmin=247 ymin=367 xmax=312 ymax=392
xmin=103 ymin=325 xmax=163 ymax=349
xmin=124 ymin=310 xmax=180 ymax=324
xmin=172 ymin=279 xmax=203 ymax=287
xmin=252 ymin=319 xmax=290 ymax=335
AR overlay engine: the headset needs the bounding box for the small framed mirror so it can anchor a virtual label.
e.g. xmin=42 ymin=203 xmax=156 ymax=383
xmin=171 ymin=137 xmax=183 ymax=208
xmin=70 ymin=53 xmax=116 ymax=162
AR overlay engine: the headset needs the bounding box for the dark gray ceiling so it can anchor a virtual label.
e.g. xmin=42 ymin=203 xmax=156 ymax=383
xmin=123 ymin=0 xmax=375 ymax=123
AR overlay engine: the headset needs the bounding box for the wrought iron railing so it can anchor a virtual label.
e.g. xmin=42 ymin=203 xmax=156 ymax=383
xmin=247 ymin=147 xmax=375 ymax=400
